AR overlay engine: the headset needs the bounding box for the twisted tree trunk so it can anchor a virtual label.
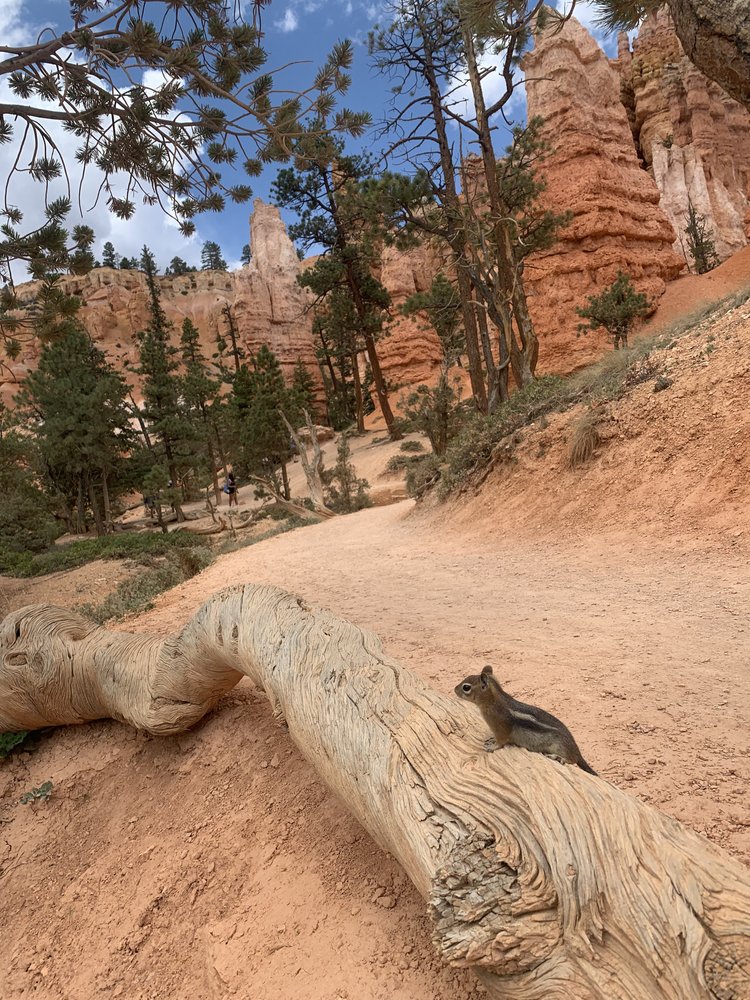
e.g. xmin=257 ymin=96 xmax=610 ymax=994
xmin=1 ymin=585 xmax=748 ymax=999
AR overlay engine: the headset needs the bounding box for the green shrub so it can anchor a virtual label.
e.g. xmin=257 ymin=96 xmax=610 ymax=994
xmin=399 ymin=372 xmax=464 ymax=456
xmin=385 ymin=453 xmax=427 ymax=475
xmin=76 ymin=543 xmax=213 ymax=623
xmin=399 ymin=439 xmax=424 ymax=453
xmin=0 ymin=731 xmax=29 ymax=758
xmin=2 ymin=530 xmax=211 ymax=578
xmin=405 ymin=454 xmax=442 ymax=498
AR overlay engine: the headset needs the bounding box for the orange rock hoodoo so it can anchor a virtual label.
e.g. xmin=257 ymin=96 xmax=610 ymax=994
xmin=617 ymin=10 xmax=750 ymax=263
xmin=522 ymin=15 xmax=684 ymax=374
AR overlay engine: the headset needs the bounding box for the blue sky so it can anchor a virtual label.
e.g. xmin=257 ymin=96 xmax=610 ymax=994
xmin=0 ymin=0 xmax=618 ymax=275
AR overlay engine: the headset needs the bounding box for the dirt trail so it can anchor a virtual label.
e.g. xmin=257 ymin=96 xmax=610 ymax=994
xmin=2 ymin=501 xmax=748 ymax=1000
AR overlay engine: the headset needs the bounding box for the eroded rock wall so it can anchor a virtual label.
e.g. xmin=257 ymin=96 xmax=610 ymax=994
xmin=3 ymin=200 xmax=324 ymax=410
xmin=522 ymin=16 xmax=684 ymax=373
xmin=376 ymin=243 xmax=445 ymax=395
xmin=617 ymin=11 xmax=750 ymax=263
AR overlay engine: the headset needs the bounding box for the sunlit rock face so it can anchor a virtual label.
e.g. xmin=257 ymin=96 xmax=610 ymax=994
xmin=521 ymin=14 xmax=684 ymax=374
xmin=617 ymin=10 xmax=750 ymax=263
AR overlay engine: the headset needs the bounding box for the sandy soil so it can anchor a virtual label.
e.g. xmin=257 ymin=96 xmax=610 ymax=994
xmin=641 ymin=245 xmax=750 ymax=334
xmin=0 ymin=559 xmax=133 ymax=617
xmin=1 ymin=277 xmax=749 ymax=1000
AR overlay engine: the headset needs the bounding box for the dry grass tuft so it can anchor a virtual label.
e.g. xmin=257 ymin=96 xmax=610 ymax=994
xmin=568 ymin=410 xmax=602 ymax=468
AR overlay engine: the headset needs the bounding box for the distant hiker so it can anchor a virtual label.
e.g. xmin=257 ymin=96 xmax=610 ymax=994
xmin=224 ymin=471 xmax=238 ymax=507
xmin=167 ymin=479 xmax=176 ymax=513
xmin=143 ymin=495 xmax=156 ymax=520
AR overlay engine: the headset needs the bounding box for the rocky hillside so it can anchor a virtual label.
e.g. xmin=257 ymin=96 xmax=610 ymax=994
xmin=446 ymin=287 xmax=750 ymax=544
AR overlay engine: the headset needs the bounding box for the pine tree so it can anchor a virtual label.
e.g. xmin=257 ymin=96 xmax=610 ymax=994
xmin=240 ymin=244 xmax=252 ymax=265
xmin=0 ymin=4 xmax=374 ymax=286
xmin=135 ymin=245 xmax=190 ymax=520
xmin=239 ymin=345 xmax=293 ymax=499
xmin=166 ymin=256 xmax=196 ymax=277
xmin=286 ymin=358 xmax=317 ymax=429
xmin=273 ymin=133 xmax=401 ymax=441
xmin=101 ymin=241 xmax=119 ymax=269
xmin=201 ymin=241 xmax=228 ymax=271
xmin=323 ymin=435 xmax=372 ymax=514
xmin=220 ymin=305 xmax=245 ymax=374
xmin=576 ymin=272 xmax=650 ymax=350
xmin=371 ymin=7 xmax=570 ymax=406
xmin=180 ymin=318 xmax=223 ymax=503
xmin=684 ymin=201 xmax=720 ymax=274
xmin=402 ymin=274 xmax=465 ymax=368
xmin=311 ymin=287 xmax=364 ymax=432
xmin=18 ymin=322 xmax=135 ymax=535
xmin=0 ymin=402 xmax=58 ymax=566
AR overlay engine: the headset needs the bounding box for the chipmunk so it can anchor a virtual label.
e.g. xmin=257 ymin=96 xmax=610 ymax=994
xmin=455 ymin=665 xmax=596 ymax=775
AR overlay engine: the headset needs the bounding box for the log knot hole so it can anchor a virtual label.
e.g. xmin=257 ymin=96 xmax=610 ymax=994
xmin=429 ymin=833 xmax=560 ymax=974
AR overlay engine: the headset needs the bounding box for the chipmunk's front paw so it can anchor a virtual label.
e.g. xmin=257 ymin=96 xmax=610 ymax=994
xmin=483 ymin=737 xmax=499 ymax=753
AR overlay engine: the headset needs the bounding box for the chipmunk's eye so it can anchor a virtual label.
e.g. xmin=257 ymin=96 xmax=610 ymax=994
xmin=462 ymin=683 xmax=472 ymax=693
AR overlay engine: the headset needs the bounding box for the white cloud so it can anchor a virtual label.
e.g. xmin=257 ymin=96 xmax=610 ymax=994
xmin=0 ymin=0 xmax=34 ymax=47
xmin=275 ymin=8 xmax=299 ymax=32
xmin=142 ymin=68 xmax=177 ymax=91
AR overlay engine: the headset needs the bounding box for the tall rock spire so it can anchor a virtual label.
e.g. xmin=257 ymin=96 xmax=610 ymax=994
xmin=521 ymin=14 xmax=683 ymax=372
xmin=617 ymin=10 xmax=750 ymax=262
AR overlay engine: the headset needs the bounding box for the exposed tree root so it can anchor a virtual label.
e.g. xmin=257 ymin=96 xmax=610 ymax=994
xmin=0 ymin=584 xmax=748 ymax=999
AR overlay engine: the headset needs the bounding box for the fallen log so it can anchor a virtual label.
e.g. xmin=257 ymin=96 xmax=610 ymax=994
xmin=0 ymin=584 xmax=748 ymax=999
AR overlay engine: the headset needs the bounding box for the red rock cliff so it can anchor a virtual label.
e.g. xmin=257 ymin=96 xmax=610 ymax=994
xmin=522 ymin=15 xmax=684 ymax=374
xmin=3 ymin=200 xmax=324 ymax=410
xmin=617 ymin=11 xmax=750 ymax=263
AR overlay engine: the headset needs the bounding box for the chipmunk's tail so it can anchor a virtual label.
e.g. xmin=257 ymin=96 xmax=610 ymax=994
xmin=578 ymin=756 xmax=597 ymax=776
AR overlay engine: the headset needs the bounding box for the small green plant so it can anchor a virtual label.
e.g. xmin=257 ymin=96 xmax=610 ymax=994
xmin=684 ymin=200 xmax=719 ymax=275
xmin=577 ymin=272 xmax=650 ymax=350
xmin=659 ymin=133 xmax=674 ymax=149
xmin=20 ymin=781 xmax=53 ymax=805
xmin=323 ymin=436 xmax=373 ymax=514
xmin=653 ymin=375 xmax=673 ymax=392
xmin=399 ymin=439 xmax=425 ymax=453
xmin=0 ymin=732 xmax=29 ymax=758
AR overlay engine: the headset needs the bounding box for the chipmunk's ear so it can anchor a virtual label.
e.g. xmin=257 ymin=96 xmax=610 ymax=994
xmin=480 ymin=665 xmax=492 ymax=689
xmin=481 ymin=665 xmax=493 ymax=677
